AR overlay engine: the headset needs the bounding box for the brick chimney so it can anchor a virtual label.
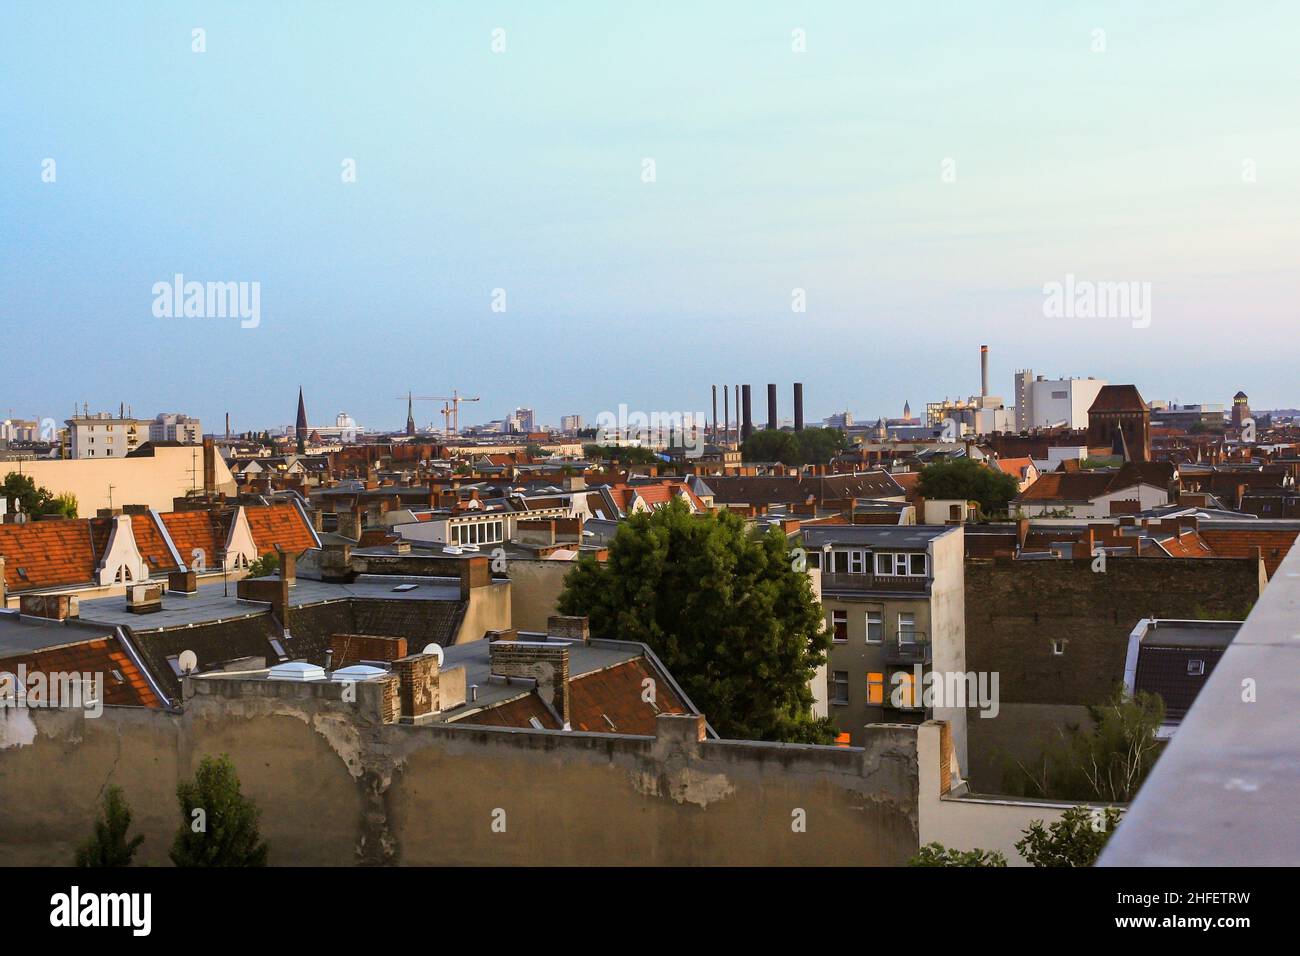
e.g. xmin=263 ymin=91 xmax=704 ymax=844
xmin=276 ymin=546 xmax=296 ymax=586
xmin=19 ymin=593 xmax=79 ymax=621
xmin=337 ymin=507 xmax=363 ymax=541
xmin=547 ymin=615 xmax=590 ymax=643
xmin=202 ymin=437 xmax=217 ymax=495
xmin=490 ymin=638 xmax=571 ymax=727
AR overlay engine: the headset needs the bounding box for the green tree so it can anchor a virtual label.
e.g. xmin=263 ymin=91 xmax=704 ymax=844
xmin=170 ymin=755 xmax=269 ymax=867
xmin=582 ymin=443 xmax=660 ymax=465
xmin=246 ymin=552 xmax=280 ymax=578
xmin=908 ymin=843 xmax=1007 ymax=867
xmin=558 ymin=498 xmax=834 ymax=743
xmin=916 ymin=458 xmax=1019 ymax=517
xmin=1016 ymin=805 xmax=1122 ymax=867
xmin=1 ymin=472 xmax=76 ymax=518
xmin=740 ymin=427 xmax=849 ymax=466
xmin=740 ymin=429 xmax=802 ymax=465
xmin=1003 ymin=685 xmax=1165 ymax=802
xmin=75 ymin=786 xmax=145 ymax=867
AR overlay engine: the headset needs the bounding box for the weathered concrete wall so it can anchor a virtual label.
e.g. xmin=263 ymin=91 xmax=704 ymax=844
xmin=0 ymin=682 xmax=920 ymax=866
xmin=504 ymin=559 xmax=571 ymax=633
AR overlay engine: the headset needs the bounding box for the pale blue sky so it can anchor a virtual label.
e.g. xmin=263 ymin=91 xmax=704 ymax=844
xmin=2 ymin=1 xmax=1297 ymax=432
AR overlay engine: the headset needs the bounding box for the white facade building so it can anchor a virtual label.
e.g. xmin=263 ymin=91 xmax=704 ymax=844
xmin=1014 ymin=372 xmax=1107 ymax=431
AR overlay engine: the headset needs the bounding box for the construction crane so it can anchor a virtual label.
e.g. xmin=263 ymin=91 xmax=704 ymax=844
xmin=397 ymin=390 xmax=481 ymax=437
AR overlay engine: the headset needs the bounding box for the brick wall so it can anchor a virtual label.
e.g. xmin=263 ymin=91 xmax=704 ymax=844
xmin=331 ymin=633 xmax=408 ymax=666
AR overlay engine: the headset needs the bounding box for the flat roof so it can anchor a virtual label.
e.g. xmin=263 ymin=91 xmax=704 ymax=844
xmin=76 ymin=575 xmax=463 ymax=630
xmin=0 ymin=611 xmax=117 ymax=659
xmin=798 ymin=524 xmax=959 ymax=549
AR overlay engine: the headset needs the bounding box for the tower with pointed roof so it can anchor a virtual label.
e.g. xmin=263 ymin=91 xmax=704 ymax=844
xmin=296 ymin=386 xmax=308 ymax=455
xmin=406 ymin=391 xmax=416 ymax=436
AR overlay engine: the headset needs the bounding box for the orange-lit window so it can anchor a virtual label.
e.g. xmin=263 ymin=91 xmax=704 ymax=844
xmin=834 ymin=732 xmax=851 ymax=748
xmin=867 ymin=672 xmax=884 ymax=705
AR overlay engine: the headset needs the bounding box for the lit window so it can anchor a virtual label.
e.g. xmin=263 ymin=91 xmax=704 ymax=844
xmin=1052 ymin=639 xmax=1066 ymax=656
xmin=867 ymin=672 xmax=884 ymax=705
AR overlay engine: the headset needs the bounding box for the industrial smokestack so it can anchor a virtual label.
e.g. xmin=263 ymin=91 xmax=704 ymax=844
xmin=723 ymin=386 xmax=730 ymax=447
xmin=767 ymin=384 xmax=777 ymax=430
xmin=981 ymin=345 xmax=989 ymax=398
xmin=741 ymin=385 xmax=753 ymax=441
xmin=793 ymin=383 xmax=804 ymax=431
xmin=734 ymin=385 xmax=739 ymax=444
xmin=712 ymin=385 xmax=718 ymax=444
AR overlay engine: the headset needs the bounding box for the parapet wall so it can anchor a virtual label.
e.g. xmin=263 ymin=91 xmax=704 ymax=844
xmin=0 ymin=682 xmax=920 ymax=866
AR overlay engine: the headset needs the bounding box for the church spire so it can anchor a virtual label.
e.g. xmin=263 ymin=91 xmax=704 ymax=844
xmin=406 ymin=391 xmax=416 ymax=437
xmin=296 ymin=386 xmax=308 ymax=455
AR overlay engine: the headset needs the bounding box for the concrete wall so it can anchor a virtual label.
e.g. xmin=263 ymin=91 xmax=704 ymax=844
xmin=4 ymin=447 xmax=236 ymax=514
xmin=0 ymin=682 xmax=921 ymax=866
xmin=454 ymin=580 xmax=511 ymax=643
xmin=916 ymin=722 xmax=1118 ymax=865
xmin=505 ymin=558 xmax=572 ymax=632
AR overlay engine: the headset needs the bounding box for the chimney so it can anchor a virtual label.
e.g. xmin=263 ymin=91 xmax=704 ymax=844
xmin=711 ymin=385 xmax=717 ymax=443
xmin=277 ymin=546 xmax=296 ymax=586
xmin=125 ymin=583 xmax=164 ymax=614
xmin=1080 ymin=526 xmax=1096 ymax=561
xmin=980 ymin=345 xmax=989 ymax=398
xmin=337 ymin=506 xmax=363 ymax=541
xmin=19 ymin=593 xmax=79 ymax=621
xmin=393 ymin=652 xmax=441 ymax=720
xmin=741 ymin=385 xmax=753 ymax=440
xmin=202 ymin=437 xmax=216 ymax=495
xmin=723 ymin=386 xmax=730 ymax=446
xmin=794 ymin=383 xmax=804 ymax=431
xmin=767 ymin=383 xmax=777 ymax=431
xmin=547 ymin=615 xmax=590 ymax=643
xmin=489 ymin=638 xmax=571 ymax=728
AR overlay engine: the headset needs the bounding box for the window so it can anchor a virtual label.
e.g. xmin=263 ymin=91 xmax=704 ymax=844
xmin=1187 ymin=659 xmax=1205 ymax=676
xmin=866 ymin=672 xmax=884 ymax=705
xmin=806 ymin=550 xmax=821 ymax=569
xmin=909 ymin=553 xmax=927 ymax=575
xmin=831 ymin=671 xmax=849 ymax=705
xmin=848 ymin=550 xmax=865 ymax=574
xmin=833 ymin=551 xmax=849 ymax=573
xmin=875 ymin=552 xmax=926 ymax=576
xmin=831 ymin=610 xmax=847 ymax=643
xmin=875 ymin=552 xmax=893 ymax=575
xmin=898 ymin=612 xmax=916 ymax=640
xmin=1052 ymin=639 xmax=1066 ymax=656
xmin=866 ymin=610 xmax=883 ymax=643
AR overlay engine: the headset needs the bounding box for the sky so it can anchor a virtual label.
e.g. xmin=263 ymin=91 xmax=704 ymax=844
xmin=2 ymin=1 xmax=1298 ymax=434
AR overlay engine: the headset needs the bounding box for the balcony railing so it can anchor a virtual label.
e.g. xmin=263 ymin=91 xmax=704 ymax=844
xmin=882 ymin=631 xmax=931 ymax=664
xmin=820 ymin=571 xmax=930 ymax=593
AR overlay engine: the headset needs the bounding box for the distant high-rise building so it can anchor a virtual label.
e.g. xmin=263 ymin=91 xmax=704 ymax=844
xmin=65 ymin=411 xmax=148 ymax=459
xmin=1015 ymin=370 xmax=1106 ymax=431
xmin=824 ymin=411 xmax=854 ymax=430
xmin=149 ymin=413 xmax=201 ymax=445
xmin=513 ymin=407 xmax=536 ymax=434
xmin=560 ymin=414 xmax=583 ymax=433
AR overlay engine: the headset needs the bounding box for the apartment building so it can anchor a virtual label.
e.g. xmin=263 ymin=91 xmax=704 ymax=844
xmin=799 ymin=524 xmax=966 ymax=763
xmin=148 ymin=412 xmax=202 ymax=444
xmin=65 ymin=412 xmax=147 ymax=459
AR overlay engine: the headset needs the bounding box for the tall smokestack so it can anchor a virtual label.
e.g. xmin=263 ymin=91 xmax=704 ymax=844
xmin=767 ymin=384 xmax=777 ymax=430
xmin=723 ymin=386 xmax=730 ymax=447
xmin=712 ymin=385 xmax=718 ymax=444
xmin=734 ymin=385 xmax=739 ymax=445
xmin=981 ymin=345 xmax=989 ymax=398
xmin=793 ymin=383 xmax=804 ymax=431
xmin=741 ymin=385 xmax=753 ymax=441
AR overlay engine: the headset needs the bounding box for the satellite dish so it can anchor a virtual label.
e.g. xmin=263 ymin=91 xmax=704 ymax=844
xmin=178 ymin=650 xmax=198 ymax=675
xmin=421 ymin=643 xmax=445 ymax=665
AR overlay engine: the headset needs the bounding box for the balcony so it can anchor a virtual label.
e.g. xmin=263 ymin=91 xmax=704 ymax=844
xmin=882 ymin=631 xmax=931 ymax=664
xmin=820 ymin=571 xmax=930 ymax=594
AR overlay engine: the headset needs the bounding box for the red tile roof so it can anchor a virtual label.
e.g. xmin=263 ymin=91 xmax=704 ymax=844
xmin=1200 ymin=527 xmax=1298 ymax=578
xmin=569 ymin=658 xmax=686 ymax=735
xmin=245 ymin=503 xmax=317 ymax=555
xmin=130 ymin=513 xmax=182 ymax=576
xmin=455 ymin=693 xmax=561 ymax=729
xmin=0 ymin=636 xmax=162 ymax=708
xmin=160 ymin=511 xmax=223 ymax=564
xmin=0 ymin=520 xmax=97 ymax=592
